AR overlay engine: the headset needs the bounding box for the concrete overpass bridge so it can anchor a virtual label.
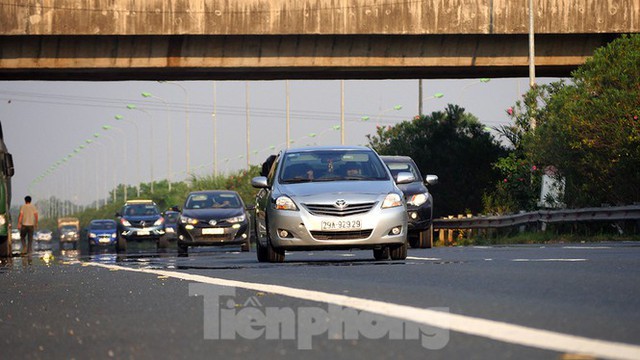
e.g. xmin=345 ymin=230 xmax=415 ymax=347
xmin=0 ymin=0 xmax=637 ymax=80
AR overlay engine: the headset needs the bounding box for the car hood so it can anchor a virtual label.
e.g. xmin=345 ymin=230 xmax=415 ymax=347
xmin=182 ymin=208 xmax=245 ymax=221
xmin=278 ymin=180 xmax=399 ymax=203
xmin=396 ymin=181 xmax=428 ymax=196
xmin=123 ymin=215 xmax=162 ymax=222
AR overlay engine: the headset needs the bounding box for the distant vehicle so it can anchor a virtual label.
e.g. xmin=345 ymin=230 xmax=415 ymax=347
xmin=0 ymin=121 xmax=15 ymax=258
xmin=58 ymin=217 xmax=80 ymax=250
xmin=87 ymin=219 xmax=118 ymax=252
xmin=381 ymin=156 xmax=438 ymax=248
xmin=36 ymin=229 xmax=53 ymax=242
xmin=251 ymin=146 xmax=412 ymax=263
xmin=115 ymin=200 xmax=166 ymax=252
xmin=11 ymin=229 xmax=21 ymax=254
xmin=177 ymin=190 xmax=251 ymax=255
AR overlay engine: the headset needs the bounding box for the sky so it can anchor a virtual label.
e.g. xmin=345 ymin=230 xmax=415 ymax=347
xmin=0 ymin=77 xmax=561 ymax=209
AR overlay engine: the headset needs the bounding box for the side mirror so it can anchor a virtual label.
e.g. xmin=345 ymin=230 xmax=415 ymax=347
xmin=251 ymin=176 xmax=269 ymax=189
xmin=395 ymin=171 xmax=415 ymax=184
xmin=425 ymin=175 xmax=438 ymax=185
xmin=115 ymin=212 xmax=121 ymax=217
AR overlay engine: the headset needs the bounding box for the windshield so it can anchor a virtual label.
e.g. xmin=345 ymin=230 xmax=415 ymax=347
xmin=164 ymin=212 xmax=179 ymax=223
xmin=60 ymin=225 xmax=77 ymax=233
xmin=184 ymin=193 xmax=242 ymax=210
xmin=386 ymin=161 xmax=421 ymax=181
xmin=279 ymin=150 xmax=389 ymax=184
xmin=122 ymin=204 xmax=160 ymax=216
xmin=90 ymin=221 xmax=116 ymax=230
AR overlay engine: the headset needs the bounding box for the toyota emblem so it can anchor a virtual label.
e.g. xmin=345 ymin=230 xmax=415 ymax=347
xmin=209 ymin=220 xmax=217 ymax=226
xmin=334 ymin=199 xmax=347 ymax=209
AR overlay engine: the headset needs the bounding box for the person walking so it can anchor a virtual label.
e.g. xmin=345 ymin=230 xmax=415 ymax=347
xmin=18 ymin=195 xmax=38 ymax=255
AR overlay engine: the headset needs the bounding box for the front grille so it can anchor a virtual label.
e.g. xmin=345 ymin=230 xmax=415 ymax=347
xmin=310 ymin=230 xmax=372 ymax=240
xmin=129 ymin=220 xmax=157 ymax=228
xmin=304 ymin=202 xmax=377 ymax=217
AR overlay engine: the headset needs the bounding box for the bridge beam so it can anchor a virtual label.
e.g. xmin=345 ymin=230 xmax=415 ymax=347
xmin=0 ymin=33 xmax=619 ymax=80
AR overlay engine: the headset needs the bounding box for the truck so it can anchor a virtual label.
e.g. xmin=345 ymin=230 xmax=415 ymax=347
xmin=0 ymin=121 xmax=14 ymax=258
xmin=58 ymin=217 xmax=80 ymax=250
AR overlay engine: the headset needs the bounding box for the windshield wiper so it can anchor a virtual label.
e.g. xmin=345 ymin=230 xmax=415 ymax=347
xmin=282 ymin=178 xmax=313 ymax=183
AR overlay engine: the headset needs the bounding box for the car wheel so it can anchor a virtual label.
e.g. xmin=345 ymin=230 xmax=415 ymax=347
xmin=420 ymin=225 xmax=434 ymax=248
xmin=157 ymin=236 xmax=169 ymax=249
xmin=389 ymin=242 xmax=408 ymax=260
xmin=116 ymin=236 xmax=127 ymax=253
xmin=373 ymin=247 xmax=389 ymax=260
xmin=0 ymin=236 xmax=10 ymax=258
xmin=88 ymin=241 xmax=94 ymax=253
xmin=256 ymin=238 xmax=268 ymax=262
xmin=266 ymin=238 xmax=285 ymax=263
xmin=177 ymin=243 xmax=188 ymax=256
xmin=241 ymin=235 xmax=251 ymax=252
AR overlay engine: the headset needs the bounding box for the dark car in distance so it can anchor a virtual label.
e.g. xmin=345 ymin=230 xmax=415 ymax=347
xmin=115 ymin=200 xmax=166 ymax=252
xmin=381 ymin=156 xmax=438 ymax=248
xmin=87 ymin=219 xmax=118 ymax=252
xmin=163 ymin=209 xmax=180 ymax=241
xmin=177 ymin=190 xmax=251 ymax=255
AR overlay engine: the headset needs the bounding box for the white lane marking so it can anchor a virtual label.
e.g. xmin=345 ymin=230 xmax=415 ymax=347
xmin=512 ymin=259 xmax=587 ymax=262
xmin=562 ymin=246 xmax=612 ymax=249
xmin=406 ymin=256 xmax=442 ymax=261
xmin=86 ymin=262 xmax=640 ymax=360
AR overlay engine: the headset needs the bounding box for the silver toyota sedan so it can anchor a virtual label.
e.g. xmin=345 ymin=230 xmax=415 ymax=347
xmin=251 ymin=146 xmax=414 ymax=263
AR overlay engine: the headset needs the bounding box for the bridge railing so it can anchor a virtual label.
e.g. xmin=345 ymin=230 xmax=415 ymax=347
xmin=432 ymin=205 xmax=640 ymax=244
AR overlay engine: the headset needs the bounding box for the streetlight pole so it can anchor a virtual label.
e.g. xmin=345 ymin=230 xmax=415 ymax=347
xmin=286 ymin=80 xmax=290 ymax=149
xmin=92 ymin=133 xmax=112 ymax=205
xmin=245 ymin=82 xmax=250 ymax=170
xmin=212 ymin=81 xmax=218 ymax=177
xmin=141 ymin=92 xmax=172 ymax=191
xmin=340 ymin=80 xmax=345 ymax=145
xmin=159 ymin=81 xmax=190 ymax=177
xmin=126 ymin=104 xmax=153 ymax=194
xmin=528 ymin=0 xmax=537 ymax=130
xmin=115 ymin=115 xmax=140 ymax=198
xmin=103 ymin=124 xmax=127 ymax=202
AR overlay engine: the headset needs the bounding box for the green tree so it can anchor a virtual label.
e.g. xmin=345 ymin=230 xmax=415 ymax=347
xmin=528 ymin=34 xmax=640 ymax=207
xmin=368 ymin=104 xmax=507 ymax=217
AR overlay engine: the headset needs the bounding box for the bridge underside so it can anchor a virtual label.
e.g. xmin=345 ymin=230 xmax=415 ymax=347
xmin=0 ymin=33 xmax=619 ymax=81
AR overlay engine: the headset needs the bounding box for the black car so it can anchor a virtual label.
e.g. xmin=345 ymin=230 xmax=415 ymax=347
xmin=163 ymin=210 xmax=180 ymax=241
xmin=115 ymin=200 xmax=166 ymax=252
xmin=381 ymin=156 xmax=438 ymax=248
xmin=177 ymin=190 xmax=251 ymax=255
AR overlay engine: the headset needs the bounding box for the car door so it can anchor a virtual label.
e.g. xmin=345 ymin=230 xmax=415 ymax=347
xmin=254 ymin=153 xmax=281 ymax=245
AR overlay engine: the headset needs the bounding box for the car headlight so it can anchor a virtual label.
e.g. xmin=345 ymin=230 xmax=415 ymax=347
xmin=180 ymin=215 xmax=199 ymax=225
xmin=226 ymin=214 xmax=246 ymax=223
xmin=382 ymin=193 xmax=403 ymax=209
xmin=274 ymin=196 xmax=298 ymax=211
xmin=407 ymin=193 xmax=429 ymax=207
xmin=111 ymin=233 xmax=117 ymax=238
xmin=89 ymin=233 xmax=97 ymax=238
xmin=153 ymin=218 xmax=165 ymax=226
xmin=121 ymin=218 xmax=132 ymax=227
xmin=0 ymin=214 xmax=6 ymax=226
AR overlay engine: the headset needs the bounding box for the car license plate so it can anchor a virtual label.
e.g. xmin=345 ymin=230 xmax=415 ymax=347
xmin=137 ymin=230 xmax=150 ymax=236
xmin=202 ymin=228 xmax=224 ymax=235
xmin=165 ymin=228 xmax=175 ymax=233
xmin=321 ymin=219 xmax=362 ymax=231
xmin=99 ymin=238 xmax=111 ymax=244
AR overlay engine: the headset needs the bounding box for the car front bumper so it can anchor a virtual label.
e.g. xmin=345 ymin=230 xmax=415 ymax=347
xmin=177 ymin=222 xmax=250 ymax=246
xmin=266 ymin=205 xmax=407 ymax=250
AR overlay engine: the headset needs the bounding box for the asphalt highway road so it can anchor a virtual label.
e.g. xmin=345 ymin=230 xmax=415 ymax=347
xmin=1 ymin=241 xmax=639 ymax=359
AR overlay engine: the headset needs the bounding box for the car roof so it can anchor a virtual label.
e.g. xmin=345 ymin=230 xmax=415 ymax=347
xmin=90 ymin=219 xmax=117 ymax=223
xmin=380 ymin=155 xmax=414 ymax=162
xmin=283 ymin=145 xmax=372 ymax=153
xmin=187 ymin=190 xmax=240 ymax=196
xmin=124 ymin=199 xmax=155 ymax=205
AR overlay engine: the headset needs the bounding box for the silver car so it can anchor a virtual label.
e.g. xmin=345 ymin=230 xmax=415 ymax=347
xmin=251 ymin=146 xmax=414 ymax=263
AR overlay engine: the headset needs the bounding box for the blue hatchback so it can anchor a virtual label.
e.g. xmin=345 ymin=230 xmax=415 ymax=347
xmin=87 ymin=219 xmax=118 ymax=251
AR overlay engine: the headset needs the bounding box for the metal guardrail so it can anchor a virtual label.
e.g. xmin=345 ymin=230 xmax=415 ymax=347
xmin=433 ymin=205 xmax=640 ymax=230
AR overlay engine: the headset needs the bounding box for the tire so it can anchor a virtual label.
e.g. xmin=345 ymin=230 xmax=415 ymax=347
xmin=88 ymin=241 xmax=95 ymax=253
xmin=373 ymin=247 xmax=390 ymax=260
xmin=256 ymin=239 xmax=268 ymax=262
xmin=177 ymin=243 xmax=188 ymax=256
xmin=116 ymin=236 xmax=127 ymax=253
xmin=157 ymin=236 xmax=169 ymax=249
xmin=409 ymin=225 xmax=434 ymax=249
xmin=389 ymin=242 xmax=408 ymax=260
xmin=266 ymin=238 xmax=285 ymax=263
xmin=240 ymin=236 xmax=250 ymax=252
xmin=0 ymin=236 xmax=10 ymax=258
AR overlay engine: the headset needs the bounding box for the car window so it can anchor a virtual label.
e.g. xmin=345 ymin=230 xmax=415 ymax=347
xmin=91 ymin=221 xmax=116 ymax=230
xmin=279 ymin=150 xmax=389 ymax=183
xmin=123 ymin=204 xmax=159 ymax=216
xmin=185 ymin=193 xmax=242 ymax=209
xmin=386 ymin=161 xmax=421 ymax=181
